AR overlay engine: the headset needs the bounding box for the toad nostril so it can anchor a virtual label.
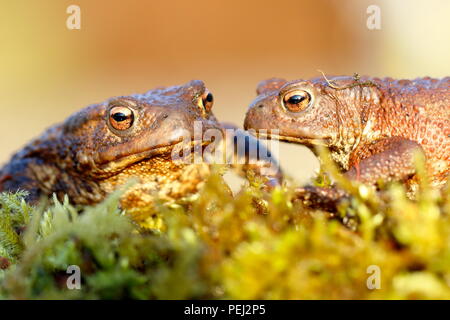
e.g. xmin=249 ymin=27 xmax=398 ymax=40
xmin=257 ymin=104 xmax=264 ymax=109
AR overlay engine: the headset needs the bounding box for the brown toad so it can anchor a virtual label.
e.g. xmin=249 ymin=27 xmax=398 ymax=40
xmin=0 ymin=80 xmax=281 ymax=214
xmin=244 ymin=75 xmax=449 ymax=209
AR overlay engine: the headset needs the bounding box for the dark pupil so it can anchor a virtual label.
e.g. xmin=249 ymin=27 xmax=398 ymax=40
xmin=205 ymin=93 xmax=213 ymax=103
xmin=112 ymin=112 xmax=129 ymax=122
xmin=287 ymin=95 xmax=305 ymax=105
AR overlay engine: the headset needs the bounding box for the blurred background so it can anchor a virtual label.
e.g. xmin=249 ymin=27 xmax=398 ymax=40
xmin=1 ymin=0 xmax=449 ymax=184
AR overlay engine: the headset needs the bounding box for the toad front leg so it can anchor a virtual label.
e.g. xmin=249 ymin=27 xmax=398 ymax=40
xmin=295 ymin=137 xmax=425 ymax=210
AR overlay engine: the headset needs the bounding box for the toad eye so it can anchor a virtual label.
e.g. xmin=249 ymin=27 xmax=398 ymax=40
xmin=109 ymin=106 xmax=134 ymax=130
xmin=282 ymin=90 xmax=311 ymax=112
xmin=200 ymin=91 xmax=214 ymax=112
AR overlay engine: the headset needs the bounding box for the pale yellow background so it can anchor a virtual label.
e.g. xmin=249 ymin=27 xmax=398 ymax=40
xmin=1 ymin=0 xmax=449 ymax=184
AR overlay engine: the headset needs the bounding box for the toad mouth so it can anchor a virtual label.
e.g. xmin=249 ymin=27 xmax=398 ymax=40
xmin=92 ymin=139 xmax=213 ymax=177
xmin=250 ymin=131 xmax=328 ymax=146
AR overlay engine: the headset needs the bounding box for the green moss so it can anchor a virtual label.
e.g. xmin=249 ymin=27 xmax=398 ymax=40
xmin=0 ymin=159 xmax=449 ymax=299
